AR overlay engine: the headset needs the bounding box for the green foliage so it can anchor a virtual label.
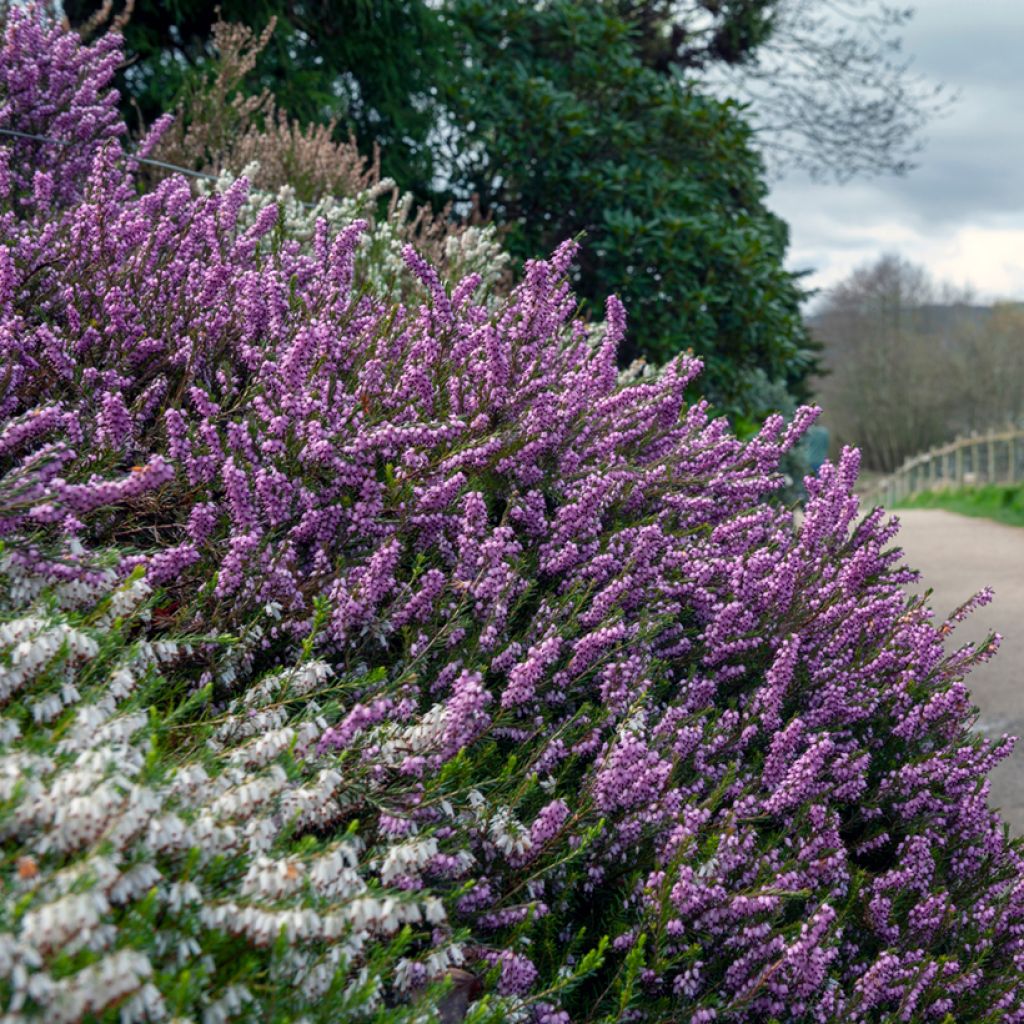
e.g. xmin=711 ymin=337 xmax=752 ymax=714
xmin=897 ymin=484 xmax=1024 ymax=529
xmin=611 ymin=0 xmax=777 ymax=72
xmin=439 ymin=0 xmax=817 ymax=420
xmin=63 ymin=0 xmax=451 ymax=197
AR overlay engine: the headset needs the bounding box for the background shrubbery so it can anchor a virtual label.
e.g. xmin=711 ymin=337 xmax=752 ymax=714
xmin=2 ymin=7 xmax=1024 ymax=1024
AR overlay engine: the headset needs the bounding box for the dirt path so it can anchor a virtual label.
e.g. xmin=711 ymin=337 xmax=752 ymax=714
xmin=892 ymin=509 xmax=1024 ymax=832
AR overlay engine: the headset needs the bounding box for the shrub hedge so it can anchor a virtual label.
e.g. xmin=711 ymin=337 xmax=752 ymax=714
xmin=1 ymin=7 xmax=1023 ymax=1023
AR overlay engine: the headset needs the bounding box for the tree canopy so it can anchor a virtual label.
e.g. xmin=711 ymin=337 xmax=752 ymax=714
xmin=62 ymin=0 xmax=451 ymax=196
xmin=438 ymin=0 xmax=815 ymax=420
xmin=700 ymin=0 xmax=954 ymax=181
xmin=68 ymin=0 xmax=825 ymax=421
xmin=812 ymin=254 xmax=1024 ymax=472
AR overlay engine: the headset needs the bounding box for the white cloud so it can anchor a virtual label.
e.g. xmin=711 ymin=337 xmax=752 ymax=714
xmin=764 ymin=0 xmax=1024 ymax=307
xmin=780 ymin=208 xmax=1024 ymax=304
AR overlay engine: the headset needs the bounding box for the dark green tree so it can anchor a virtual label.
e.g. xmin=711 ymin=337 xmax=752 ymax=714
xmin=438 ymin=0 xmax=815 ymax=420
xmin=63 ymin=0 xmax=451 ymax=196
xmin=607 ymin=0 xmax=778 ymax=72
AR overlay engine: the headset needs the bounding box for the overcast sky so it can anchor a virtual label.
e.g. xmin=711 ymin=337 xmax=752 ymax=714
xmin=768 ymin=0 xmax=1024 ymax=309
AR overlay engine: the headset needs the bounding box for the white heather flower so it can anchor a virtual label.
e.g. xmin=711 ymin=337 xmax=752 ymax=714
xmin=211 ymin=769 xmax=288 ymax=820
xmin=227 ymin=727 xmax=296 ymax=769
xmin=308 ymin=846 xmax=366 ymax=900
xmin=348 ymin=896 xmax=380 ymax=932
xmin=175 ymin=937 xmax=202 ymax=964
xmin=341 ymin=967 xmax=383 ymax=1018
xmin=242 ymin=815 xmax=279 ymax=854
xmin=0 ymin=716 xmax=21 ymax=744
xmin=278 ymin=768 xmax=344 ymax=829
xmin=202 ymin=984 xmax=253 ymax=1024
xmin=379 ymin=837 xmax=439 ymax=885
xmin=298 ymin=946 xmax=347 ymax=1001
xmin=44 ymin=773 xmax=118 ymax=850
xmin=423 ymin=896 xmax=447 ymax=925
xmin=164 ymin=881 xmax=202 ymax=913
xmin=425 ymin=942 xmax=463 ymax=976
xmin=210 ymin=705 xmax=288 ymax=747
xmin=118 ymin=980 xmax=166 ymax=1022
xmin=146 ymin=813 xmax=193 ymax=855
xmin=241 ymin=855 xmax=306 ymax=900
xmin=167 ymin=764 xmax=212 ymax=804
xmin=0 ymin=618 xmax=98 ymax=701
xmin=285 ymin=660 xmax=334 ymax=695
xmin=488 ymin=807 xmax=533 ymax=859
xmin=190 ymin=813 xmax=241 ymax=857
xmin=20 ymin=891 xmax=108 ymax=955
xmin=60 ymin=709 xmax=147 ymax=755
xmin=30 ymin=692 xmax=65 ymax=722
xmin=107 ymin=666 xmax=139 ymax=701
xmin=393 ymin=957 xmax=419 ymax=994
xmin=134 ymin=639 xmax=181 ymax=667
xmin=95 ymin=576 xmax=151 ymax=626
xmin=109 ymin=862 xmax=162 ymax=904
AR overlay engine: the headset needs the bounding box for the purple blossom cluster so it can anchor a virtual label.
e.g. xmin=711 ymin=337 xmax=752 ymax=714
xmin=3 ymin=7 xmax=1024 ymax=1022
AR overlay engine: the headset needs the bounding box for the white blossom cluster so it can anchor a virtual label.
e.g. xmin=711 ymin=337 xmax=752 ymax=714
xmin=0 ymin=557 xmax=483 ymax=1023
xmin=466 ymin=791 xmax=533 ymax=861
xmin=362 ymin=701 xmax=450 ymax=767
xmin=0 ymin=542 xmax=120 ymax=612
xmin=199 ymin=166 xmax=512 ymax=305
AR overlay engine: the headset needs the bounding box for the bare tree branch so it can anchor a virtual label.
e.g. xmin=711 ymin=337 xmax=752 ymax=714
xmin=693 ymin=0 xmax=957 ymax=181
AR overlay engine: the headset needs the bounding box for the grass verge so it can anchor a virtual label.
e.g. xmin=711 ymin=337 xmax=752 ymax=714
xmin=896 ymin=483 xmax=1024 ymax=528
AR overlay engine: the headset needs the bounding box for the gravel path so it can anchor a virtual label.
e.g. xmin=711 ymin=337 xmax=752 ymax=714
xmin=892 ymin=508 xmax=1024 ymax=832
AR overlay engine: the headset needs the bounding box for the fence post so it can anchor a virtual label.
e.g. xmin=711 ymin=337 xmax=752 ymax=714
xmin=878 ymin=429 xmax=1023 ymax=504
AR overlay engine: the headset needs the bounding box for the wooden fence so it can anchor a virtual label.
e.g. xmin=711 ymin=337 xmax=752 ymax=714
xmin=870 ymin=428 xmax=1024 ymax=508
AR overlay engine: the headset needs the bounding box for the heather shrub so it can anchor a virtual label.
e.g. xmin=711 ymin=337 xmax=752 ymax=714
xmin=3 ymin=7 xmax=1024 ymax=1023
xmin=151 ymin=16 xmax=510 ymax=303
xmin=0 ymin=555 xmax=449 ymax=1023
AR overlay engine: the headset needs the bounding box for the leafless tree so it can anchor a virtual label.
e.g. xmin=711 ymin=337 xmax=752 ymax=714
xmin=955 ymin=304 xmax=1024 ymax=435
xmin=698 ymin=0 xmax=956 ymax=181
xmin=812 ymin=253 xmax=975 ymax=472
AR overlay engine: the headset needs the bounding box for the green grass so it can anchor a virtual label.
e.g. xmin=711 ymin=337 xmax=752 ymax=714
xmin=896 ymin=483 xmax=1024 ymax=528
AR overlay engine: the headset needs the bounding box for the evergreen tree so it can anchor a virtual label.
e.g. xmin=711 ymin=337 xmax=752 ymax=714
xmin=439 ymin=0 xmax=815 ymax=420
xmin=62 ymin=0 xmax=451 ymax=196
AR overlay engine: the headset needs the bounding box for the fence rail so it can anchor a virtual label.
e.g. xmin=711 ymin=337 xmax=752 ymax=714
xmin=869 ymin=428 xmax=1024 ymax=508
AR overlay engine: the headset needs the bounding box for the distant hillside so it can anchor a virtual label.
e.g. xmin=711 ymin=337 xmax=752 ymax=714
xmin=807 ymin=301 xmax=1024 ymax=334
xmin=807 ymin=302 xmax=1024 ymax=359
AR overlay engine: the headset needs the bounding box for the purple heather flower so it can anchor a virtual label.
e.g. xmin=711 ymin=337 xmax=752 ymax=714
xmin=2 ymin=12 xmax=1024 ymax=1019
